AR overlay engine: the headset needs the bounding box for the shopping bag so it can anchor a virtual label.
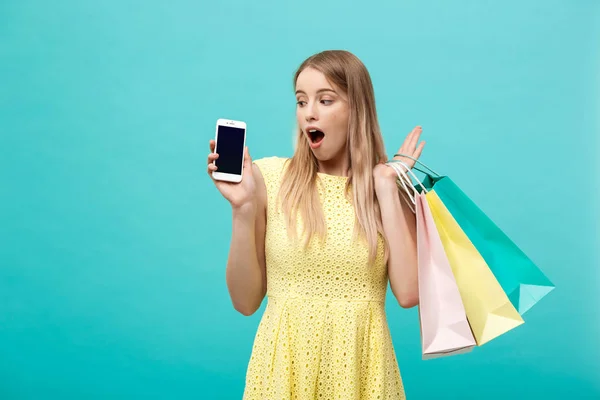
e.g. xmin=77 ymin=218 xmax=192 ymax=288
xmin=426 ymin=190 xmax=524 ymax=345
xmin=388 ymin=163 xmax=476 ymax=358
xmin=396 ymin=153 xmax=555 ymax=315
xmin=388 ymin=160 xmax=524 ymax=346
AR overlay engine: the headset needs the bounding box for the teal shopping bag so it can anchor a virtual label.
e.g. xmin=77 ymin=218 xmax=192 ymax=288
xmin=393 ymin=154 xmax=555 ymax=315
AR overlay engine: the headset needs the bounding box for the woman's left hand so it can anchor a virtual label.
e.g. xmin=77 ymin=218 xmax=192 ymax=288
xmin=374 ymin=125 xmax=426 ymax=183
xmin=392 ymin=125 xmax=425 ymax=169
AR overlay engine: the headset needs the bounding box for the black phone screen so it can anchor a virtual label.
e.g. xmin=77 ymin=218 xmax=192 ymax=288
xmin=215 ymin=125 xmax=245 ymax=175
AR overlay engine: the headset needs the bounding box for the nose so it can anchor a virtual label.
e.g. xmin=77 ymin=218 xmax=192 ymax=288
xmin=304 ymin=101 xmax=318 ymax=122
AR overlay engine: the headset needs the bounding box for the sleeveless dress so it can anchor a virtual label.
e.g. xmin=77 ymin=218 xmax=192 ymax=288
xmin=244 ymin=156 xmax=406 ymax=400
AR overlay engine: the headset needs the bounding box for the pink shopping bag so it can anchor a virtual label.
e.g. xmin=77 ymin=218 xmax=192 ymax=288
xmin=416 ymin=193 xmax=476 ymax=359
xmin=389 ymin=160 xmax=476 ymax=359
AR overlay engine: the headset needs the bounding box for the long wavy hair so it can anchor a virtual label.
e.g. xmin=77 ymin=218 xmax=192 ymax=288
xmin=277 ymin=50 xmax=390 ymax=265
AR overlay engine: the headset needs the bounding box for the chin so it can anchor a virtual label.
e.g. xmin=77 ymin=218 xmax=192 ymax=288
xmin=310 ymin=148 xmax=332 ymax=161
xmin=306 ymin=138 xmax=344 ymax=162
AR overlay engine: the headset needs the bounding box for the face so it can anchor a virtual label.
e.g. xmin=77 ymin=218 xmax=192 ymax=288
xmin=295 ymin=67 xmax=350 ymax=162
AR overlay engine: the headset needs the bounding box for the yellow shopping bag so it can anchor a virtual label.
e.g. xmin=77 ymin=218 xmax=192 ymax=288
xmin=426 ymin=190 xmax=524 ymax=345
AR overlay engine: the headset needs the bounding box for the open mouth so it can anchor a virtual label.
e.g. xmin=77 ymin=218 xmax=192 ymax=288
xmin=308 ymin=129 xmax=325 ymax=144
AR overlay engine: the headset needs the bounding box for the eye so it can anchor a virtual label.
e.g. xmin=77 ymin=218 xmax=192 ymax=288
xmin=321 ymin=99 xmax=333 ymax=105
xmin=296 ymin=100 xmax=306 ymax=107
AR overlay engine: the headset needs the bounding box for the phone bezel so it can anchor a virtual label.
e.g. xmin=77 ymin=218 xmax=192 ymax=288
xmin=212 ymin=118 xmax=247 ymax=183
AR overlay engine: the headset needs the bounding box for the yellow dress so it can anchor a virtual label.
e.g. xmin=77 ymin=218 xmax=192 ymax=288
xmin=244 ymin=156 xmax=406 ymax=400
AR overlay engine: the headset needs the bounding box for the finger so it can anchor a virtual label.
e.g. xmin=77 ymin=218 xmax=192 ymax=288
xmin=208 ymin=153 xmax=219 ymax=164
xmin=400 ymin=129 xmax=414 ymax=153
xmin=244 ymin=146 xmax=252 ymax=167
xmin=413 ymin=140 xmax=426 ymax=159
xmin=209 ymin=139 xmax=216 ymax=152
xmin=408 ymin=126 xmax=422 ymax=150
xmin=397 ymin=126 xmax=419 ymax=155
xmin=207 ymin=163 xmax=218 ymax=177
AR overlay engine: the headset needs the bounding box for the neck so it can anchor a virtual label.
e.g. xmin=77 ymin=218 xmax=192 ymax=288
xmin=317 ymin=151 xmax=349 ymax=177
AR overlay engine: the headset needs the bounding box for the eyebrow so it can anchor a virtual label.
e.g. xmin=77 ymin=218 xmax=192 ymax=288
xmin=295 ymin=88 xmax=337 ymax=95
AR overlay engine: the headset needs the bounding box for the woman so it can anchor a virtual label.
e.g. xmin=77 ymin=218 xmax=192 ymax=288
xmin=207 ymin=50 xmax=425 ymax=399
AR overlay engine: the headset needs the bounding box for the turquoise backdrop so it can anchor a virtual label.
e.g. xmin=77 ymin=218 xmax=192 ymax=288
xmin=1 ymin=0 xmax=599 ymax=398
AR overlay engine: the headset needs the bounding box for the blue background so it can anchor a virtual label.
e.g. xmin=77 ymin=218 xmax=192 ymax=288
xmin=1 ymin=0 xmax=599 ymax=398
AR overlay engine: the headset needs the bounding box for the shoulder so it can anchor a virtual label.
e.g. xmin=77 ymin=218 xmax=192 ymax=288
xmin=252 ymin=156 xmax=290 ymax=180
xmin=252 ymin=156 xmax=290 ymax=169
xmin=252 ymin=157 xmax=290 ymax=207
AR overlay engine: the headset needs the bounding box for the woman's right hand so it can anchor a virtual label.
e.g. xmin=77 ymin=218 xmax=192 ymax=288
xmin=207 ymin=139 xmax=257 ymax=213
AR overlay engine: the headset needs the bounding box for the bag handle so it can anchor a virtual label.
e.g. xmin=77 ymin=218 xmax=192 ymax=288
xmin=384 ymin=160 xmax=428 ymax=214
xmin=393 ymin=153 xmax=441 ymax=178
xmin=386 ymin=159 xmax=428 ymax=194
xmin=388 ymin=162 xmax=417 ymax=213
xmin=397 ymin=181 xmax=416 ymax=213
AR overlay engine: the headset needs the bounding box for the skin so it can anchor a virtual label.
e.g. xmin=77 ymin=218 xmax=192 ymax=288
xmin=294 ymin=67 xmax=424 ymax=308
xmin=295 ymin=67 xmax=351 ymax=176
xmin=374 ymin=137 xmax=424 ymax=308
xmin=207 ymin=143 xmax=266 ymax=316
xmin=207 ymin=67 xmax=425 ymax=314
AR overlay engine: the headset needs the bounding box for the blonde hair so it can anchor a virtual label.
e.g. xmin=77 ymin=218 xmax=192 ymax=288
xmin=277 ymin=50 xmax=391 ymax=265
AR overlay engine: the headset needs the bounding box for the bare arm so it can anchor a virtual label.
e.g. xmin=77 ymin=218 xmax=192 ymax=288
xmin=207 ymin=142 xmax=268 ymax=316
xmin=374 ymin=171 xmax=419 ymax=308
xmin=224 ymin=163 xmax=268 ymax=316
xmin=372 ymin=125 xmax=425 ymax=308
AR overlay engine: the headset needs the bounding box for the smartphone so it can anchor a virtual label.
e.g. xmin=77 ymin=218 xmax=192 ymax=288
xmin=212 ymin=118 xmax=247 ymax=183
